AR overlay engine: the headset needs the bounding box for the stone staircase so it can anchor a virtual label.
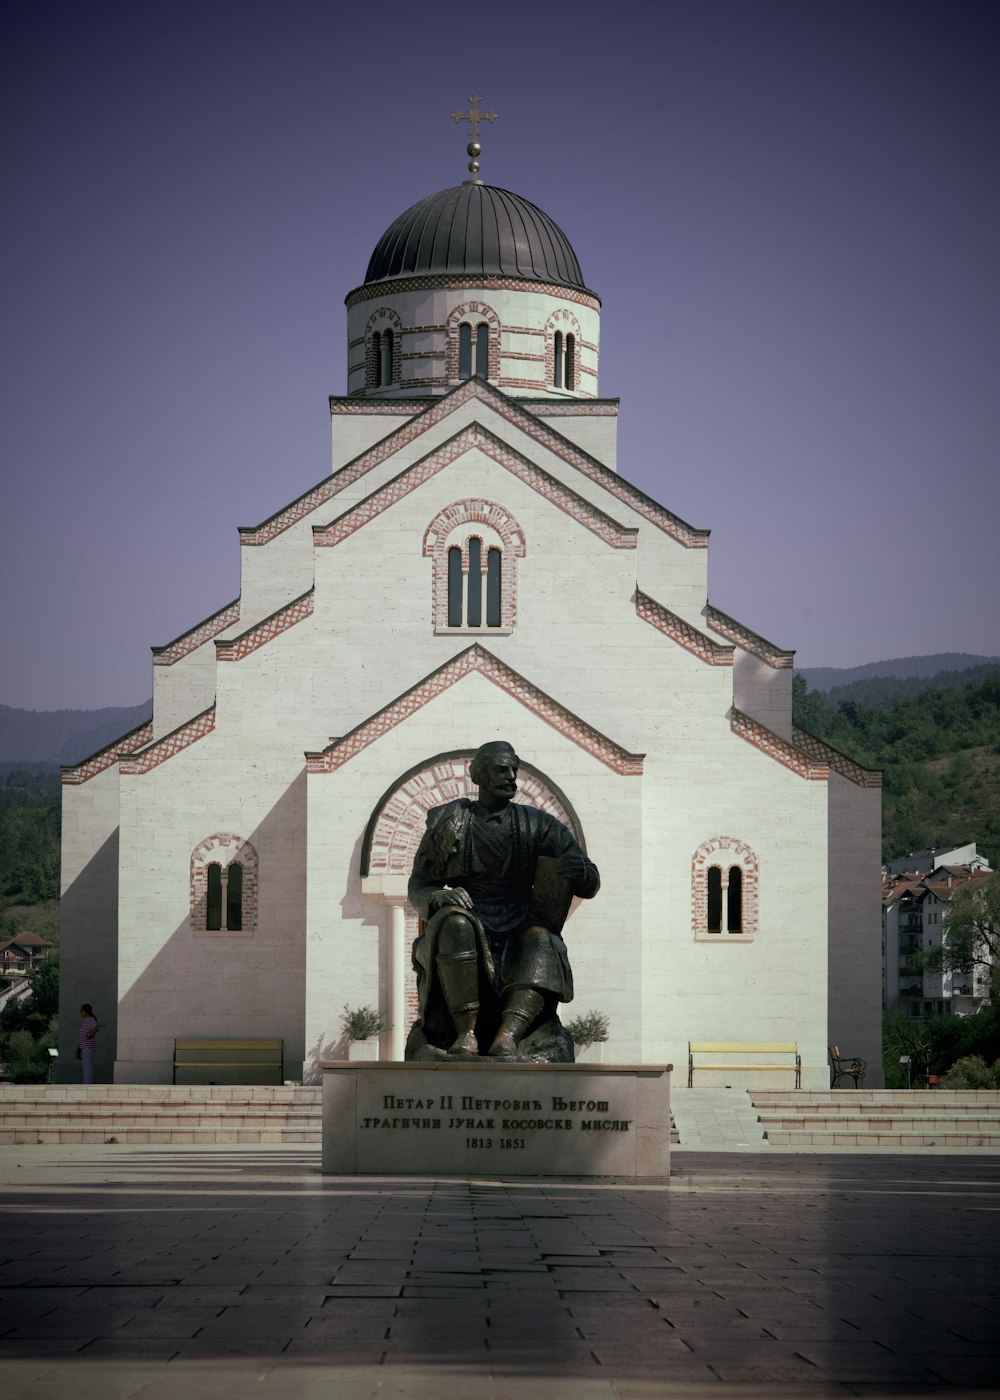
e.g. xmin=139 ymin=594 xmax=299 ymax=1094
xmin=752 ymin=1089 xmax=1000 ymax=1149
xmin=0 ymin=1085 xmax=322 ymax=1145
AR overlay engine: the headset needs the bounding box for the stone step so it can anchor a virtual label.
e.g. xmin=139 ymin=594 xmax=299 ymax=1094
xmin=759 ymin=1115 xmax=1000 ymax=1132
xmin=764 ymin=1129 xmax=1000 ymax=1148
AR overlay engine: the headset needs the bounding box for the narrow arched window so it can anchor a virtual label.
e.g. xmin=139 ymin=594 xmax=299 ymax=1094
xmin=227 ymin=862 xmax=243 ymax=931
xmin=467 ymin=537 xmax=482 ymax=626
xmin=486 ymin=547 xmax=502 ymax=627
xmin=459 ymin=323 xmax=472 ymax=379
xmin=707 ymin=866 xmax=722 ymax=932
xmin=372 ymin=331 xmax=381 ymax=386
xmin=565 ymin=334 xmax=575 ymax=390
xmin=447 ymin=546 xmax=463 ymax=627
xmin=379 ymin=330 xmax=393 ymax=387
xmin=553 ymin=331 xmax=564 ymax=388
xmin=727 ymin=865 xmax=742 ymax=932
xmin=475 ymin=323 xmax=489 ymax=378
xmin=206 ymin=863 xmax=223 ymax=931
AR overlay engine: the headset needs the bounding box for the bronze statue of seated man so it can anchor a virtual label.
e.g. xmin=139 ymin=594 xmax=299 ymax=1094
xmin=405 ymin=741 xmax=600 ymax=1062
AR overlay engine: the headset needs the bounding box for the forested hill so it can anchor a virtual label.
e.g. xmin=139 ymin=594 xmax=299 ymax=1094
xmin=799 ymin=654 xmax=1000 ymax=705
xmin=793 ymin=674 xmax=1000 ymax=867
xmin=0 ymin=702 xmax=151 ymax=767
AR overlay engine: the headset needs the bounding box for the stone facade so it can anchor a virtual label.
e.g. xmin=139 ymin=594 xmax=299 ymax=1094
xmin=59 ymin=193 xmax=884 ymax=1088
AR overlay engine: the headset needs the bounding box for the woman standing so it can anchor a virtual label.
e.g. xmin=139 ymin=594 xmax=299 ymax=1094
xmin=77 ymin=1004 xmax=99 ymax=1084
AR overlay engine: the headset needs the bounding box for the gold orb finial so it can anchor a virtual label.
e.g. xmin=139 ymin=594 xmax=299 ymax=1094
xmin=451 ymin=95 xmax=497 ymax=184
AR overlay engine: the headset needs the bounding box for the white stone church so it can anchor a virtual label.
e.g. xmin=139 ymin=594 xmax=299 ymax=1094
xmin=59 ymin=162 xmax=883 ymax=1087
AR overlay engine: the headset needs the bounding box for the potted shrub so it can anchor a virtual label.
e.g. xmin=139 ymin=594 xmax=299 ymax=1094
xmin=566 ymin=1010 xmax=609 ymax=1064
xmin=342 ymin=1005 xmax=386 ymax=1061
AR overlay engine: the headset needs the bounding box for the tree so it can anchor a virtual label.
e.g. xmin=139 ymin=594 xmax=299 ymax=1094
xmin=925 ymin=874 xmax=1000 ymax=996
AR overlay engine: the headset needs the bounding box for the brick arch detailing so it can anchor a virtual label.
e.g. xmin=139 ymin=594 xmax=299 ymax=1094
xmin=190 ymin=833 xmax=259 ymax=932
xmin=446 ymin=302 xmax=501 ymax=381
xmin=691 ymin=836 xmax=760 ymax=939
xmin=306 ymin=644 xmax=645 ymax=777
xmin=544 ymin=308 xmax=582 ymax=388
xmin=365 ymin=306 xmax=403 ymax=389
xmin=364 ymin=754 xmax=582 ymax=878
xmin=423 ymin=500 xmax=526 ymax=631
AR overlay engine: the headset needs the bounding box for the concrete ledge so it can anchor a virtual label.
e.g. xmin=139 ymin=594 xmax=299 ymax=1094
xmin=321 ymin=1061 xmax=671 ymax=1179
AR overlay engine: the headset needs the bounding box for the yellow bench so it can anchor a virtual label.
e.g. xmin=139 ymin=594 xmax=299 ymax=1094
xmin=688 ymin=1041 xmax=800 ymax=1088
xmin=173 ymin=1038 xmax=283 ymax=1086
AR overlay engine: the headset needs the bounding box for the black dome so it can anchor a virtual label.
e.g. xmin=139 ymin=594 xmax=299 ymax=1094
xmin=364 ymin=184 xmax=588 ymax=291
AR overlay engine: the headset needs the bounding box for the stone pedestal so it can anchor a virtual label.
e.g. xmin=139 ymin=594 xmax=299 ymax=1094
xmin=321 ymin=1061 xmax=671 ymax=1179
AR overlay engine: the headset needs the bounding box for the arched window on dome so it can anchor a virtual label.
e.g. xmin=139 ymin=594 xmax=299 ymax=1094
xmin=378 ymin=329 xmax=394 ymax=387
xmin=459 ymin=322 xmax=490 ymax=381
xmin=551 ymin=330 xmax=576 ymax=390
xmin=426 ymin=502 xmax=525 ymax=634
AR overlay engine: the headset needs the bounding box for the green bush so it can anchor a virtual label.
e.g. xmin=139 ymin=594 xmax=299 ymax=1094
xmin=341 ymin=1005 xmax=386 ymax=1041
xmin=565 ymin=1010 xmax=609 ymax=1049
xmin=6 ymin=1028 xmax=47 ymax=1083
xmin=941 ymin=1056 xmax=1000 ymax=1089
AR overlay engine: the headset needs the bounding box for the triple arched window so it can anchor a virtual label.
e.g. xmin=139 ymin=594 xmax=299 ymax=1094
xmin=423 ymin=501 xmax=526 ymax=634
xmin=553 ymin=331 xmax=576 ymax=390
xmin=447 ymin=537 xmax=503 ymax=628
xmin=459 ymin=322 xmax=490 ymax=380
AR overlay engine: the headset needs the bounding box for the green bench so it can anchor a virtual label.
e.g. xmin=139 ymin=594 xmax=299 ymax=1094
xmin=173 ymin=1038 xmax=283 ymax=1086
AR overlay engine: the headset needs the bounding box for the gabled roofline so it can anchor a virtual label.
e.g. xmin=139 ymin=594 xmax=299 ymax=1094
xmin=636 ymin=592 xmax=735 ymax=666
xmin=792 ymin=726 xmax=883 ymax=788
xmin=241 ymin=378 xmax=708 ymax=549
xmin=306 ymin=643 xmax=645 ymax=777
xmin=705 ymin=604 xmax=794 ymax=668
xmin=152 ymin=598 xmax=241 ymax=667
xmin=312 ymin=423 xmax=638 ymax=551
xmin=730 ymin=708 xmax=828 ymax=781
xmin=119 ymin=706 xmax=216 ymax=776
xmin=61 ymin=716 xmax=154 ymax=785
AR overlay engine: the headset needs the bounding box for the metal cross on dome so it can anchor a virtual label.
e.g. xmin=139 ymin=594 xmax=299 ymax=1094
xmin=452 ymin=95 xmax=497 ymax=182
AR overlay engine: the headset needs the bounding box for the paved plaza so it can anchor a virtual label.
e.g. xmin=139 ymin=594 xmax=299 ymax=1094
xmin=0 ymin=1144 xmax=997 ymax=1399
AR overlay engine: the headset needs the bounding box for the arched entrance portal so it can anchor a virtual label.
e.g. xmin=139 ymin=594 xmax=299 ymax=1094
xmin=360 ymin=750 xmax=585 ymax=1058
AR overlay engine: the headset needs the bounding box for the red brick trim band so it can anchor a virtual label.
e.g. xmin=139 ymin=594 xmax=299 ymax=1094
xmin=705 ymin=604 xmax=795 ymax=669
xmin=346 ymin=275 xmax=601 ymax=312
xmin=60 ymin=718 xmax=154 ymax=785
xmin=312 ymin=424 xmax=638 ymax=551
xmin=730 ymin=708 xmax=828 ymax=781
xmin=119 ymin=706 xmax=216 ymax=776
xmin=248 ymin=378 xmax=704 ymax=548
xmin=792 ymin=726 xmax=882 ymax=788
xmin=306 ymin=644 xmax=645 ymax=777
xmin=152 ymin=599 xmax=241 ymax=667
xmin=215 ymin=589 xmax=315 ymax=662
xmin=636 ymin=592 xmax=735 ymax=666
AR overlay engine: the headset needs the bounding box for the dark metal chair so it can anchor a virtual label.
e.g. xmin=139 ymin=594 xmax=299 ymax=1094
xmin=829 ymin=1044 xmax=866 ymax=1088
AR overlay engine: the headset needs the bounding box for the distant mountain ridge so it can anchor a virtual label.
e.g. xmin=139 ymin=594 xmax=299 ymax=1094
xmin=0 ymin=702 xmax=152 ymax=767
xmin=799 ymin=654 xmax=1000 ymax=707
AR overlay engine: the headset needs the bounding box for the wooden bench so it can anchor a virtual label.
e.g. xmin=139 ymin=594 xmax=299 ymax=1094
xmin=173 ymin=1038 xmax=283 ymax=1086
xmin=687 ymin=1041 xmax=801 ymax=1088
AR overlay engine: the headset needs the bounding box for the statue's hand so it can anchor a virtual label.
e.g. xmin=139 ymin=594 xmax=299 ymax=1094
xmin=554 ymin=851 xmax=587 ymax=885
xmin=430 ymin=886 xmax=474 ymax=913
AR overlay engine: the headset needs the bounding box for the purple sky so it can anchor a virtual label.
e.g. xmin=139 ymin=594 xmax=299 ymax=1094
xmin=2 ymin=1 xmax=998 ymax=711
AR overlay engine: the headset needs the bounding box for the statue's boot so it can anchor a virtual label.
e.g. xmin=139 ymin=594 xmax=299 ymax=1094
xmin=488 ymin=987 xmax=545 ymax=1060
xmin=436 ymin=916 xmax=481 ymax=1055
